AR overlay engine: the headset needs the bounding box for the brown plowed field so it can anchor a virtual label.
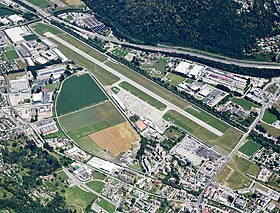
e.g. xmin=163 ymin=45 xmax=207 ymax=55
xmin=89 ymin=122 xmax=139 ymax=156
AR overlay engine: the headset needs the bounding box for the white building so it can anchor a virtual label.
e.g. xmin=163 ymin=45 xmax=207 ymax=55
xmin=175 ymin=61 xmax=191 ymax=75
xmin=4 ymin=26 xmax=25 ymax=43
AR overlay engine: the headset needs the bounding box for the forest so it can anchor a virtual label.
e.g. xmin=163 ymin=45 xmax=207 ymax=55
xmin=85 ymin=0 xmax=280 ymax=58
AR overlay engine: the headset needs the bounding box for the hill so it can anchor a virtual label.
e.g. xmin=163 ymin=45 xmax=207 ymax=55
xmin=84 ymin=0 xmax=280 ymax=58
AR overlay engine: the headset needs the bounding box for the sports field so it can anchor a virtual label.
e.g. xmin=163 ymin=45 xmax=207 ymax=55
xmin=60 ymin=102 xmax=124 ymax=133
xmin=89 ymin=122 xmax=139 ymax=157
xmin=216 ymin=154 xmax=260 ymax=189
xmin=262 ymin=110 xmax=277 ymax=124
xmin=56 ymin=74 xmax=108 ymax=115
xmin=4 ymin=50 xmax=19 ymax=60
xmin=239 ymin=138 xmax=261 ymax=156
xmin=185 ymin=107 xmax=230 ymax=133
xmin=23 ymin=34 xmax=38 ymax=41
xmin=231 ymin=97 xmax=259 ymax=110
xmin=163 ymin=110 xmax=242 ymax=154
xmin=120 ymin=81 xmax=167 ymax=110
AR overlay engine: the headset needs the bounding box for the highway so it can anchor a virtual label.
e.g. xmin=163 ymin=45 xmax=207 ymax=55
xmin=17 ymin=0 xmax=280 ymax=70
xmin=45 ymin=32 xmax=223 ymax=137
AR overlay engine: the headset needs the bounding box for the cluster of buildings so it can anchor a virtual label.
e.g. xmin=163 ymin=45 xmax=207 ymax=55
xmin=58 ymin=12 xmax=109 ymax=34
xmin=0 ymin=14 xmax=24 ymax=26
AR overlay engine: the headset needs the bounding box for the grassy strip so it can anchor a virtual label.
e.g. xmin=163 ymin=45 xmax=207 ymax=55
xmin=120 ymin=81 xmax=167 ymax=110
xmin=185 ymin=107 xmax=229 ymax=133
xmin=231 ymin=97 xmax=259 ymax=110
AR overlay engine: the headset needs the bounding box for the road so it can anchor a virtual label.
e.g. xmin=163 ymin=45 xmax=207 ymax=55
xmin=45 ymin=32 xmax=223 ymax=137
xmin=17 ymin=0 xmax=280 ymax=70
xmin=196 ymin=78 xmax=280 ymax=212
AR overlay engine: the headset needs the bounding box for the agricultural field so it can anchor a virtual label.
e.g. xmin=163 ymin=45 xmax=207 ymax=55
xmin=112 ymin=47 xmax=128 ymax=58
xmin=260 ymin=122 xmax=280 ymax=138
xmin=7 ymin=71 xmax=25 ymax=81
xmin=56 ymin=74 xmax=139 ymax=158
xmin=65 ymin=186 xmax=97 ymax=212
xmin=119 ymin=81 xmax=167 ymax=110
xmin=105 ymin=61 xmax=189 ymax=109
xmin=163 ymin=110 xmax=242 ymax=154
xmin=89 ymin=122 xmax=139 ymax=157
xmin=59 ymin=101 xmax=124 ymax=133
xmin=216 ymin=154 xmax=261 ymax=189
xmin=167 ymin=73 xmax=185 ymax=86
xmin=262 ymin=110 xmax=278 ymax=124
xmin=239 ymin=138 xmax=261 ymax=157
xmin=4 ymin=50 xmax=19 ymax=60
xmin=96 ymin=199 xmax=115 ymax=213
xmin=86 ymin=180 xmax=105 ymax=193
xmin=15 ymin=59 xmax=27 ymax=69
xmin=26 ymin=0 xmax=53 ymax=9
xmin=56 ymin=74 xmax=108 ymax=115
xmin=63 ymin=0 xmax=84 ymax=6
xmin=185 ymin=107 xmax=230 ymax=133
xmin=231 ymin=97 xmax=259 ymax=110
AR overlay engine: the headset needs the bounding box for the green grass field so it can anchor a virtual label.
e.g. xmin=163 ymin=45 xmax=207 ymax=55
xmin=262 ymin=110 xmax=277 ymax=124
xmin=96 ymin=199 xmax=115 ymax=213
xmin=185 ymin=107 xmax=230 ymax=133
xmin=26 ymin=0 xmax=53 ymax=8
xmin=59 ymin=101 xmax=124 ymax=132
xmin=163 ymin=110 xmax=242 ymax=154
xmin=112 ymin=48 xmax=128 ymax=58
xmin=56 ymin=74 xmax=108 ymax=115
xmin=92 ymin=171 xmax=107 ymax=180
xmin=32 ymin=23 xmax=62 ymax=35
xmin=86 ymin=180 xmax=105 ymax=193
xmin=216 ymin=154 xmax=261 ymax=189
xmin=65 ymin=186 xmax=97 ymax=212
xmin=267 ymin=173 xmax=280 ymax=192
xmin=239 ymin=138 xmax=261 ymax=156
xmin=151 ymin=58 xmax=167 ymax=72
xmin=44 ymin=82 xmax=59 ymax=92
xmin=105 ymin=61 xmax=189 ymax=109
xmin=164 ymin=126 xmax=184 ymax=141
xmin=261 ymin=122 xmax=280 ymax=138
xmin=167 ymin=73 xmax=185 ymax=86
xmin=4 ymin=50 xmax=19 ymax=60
xmin=120 ymin=81 xmax=167 ymax=110
xmin=231 ymin=97 xmax=259 ymax=110
xmin=15 ymin=59 xmax=26 ymax=69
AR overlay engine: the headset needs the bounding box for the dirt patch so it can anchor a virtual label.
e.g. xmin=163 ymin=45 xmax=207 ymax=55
xmin=89 ymin=122 xmax=139 ymax=157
